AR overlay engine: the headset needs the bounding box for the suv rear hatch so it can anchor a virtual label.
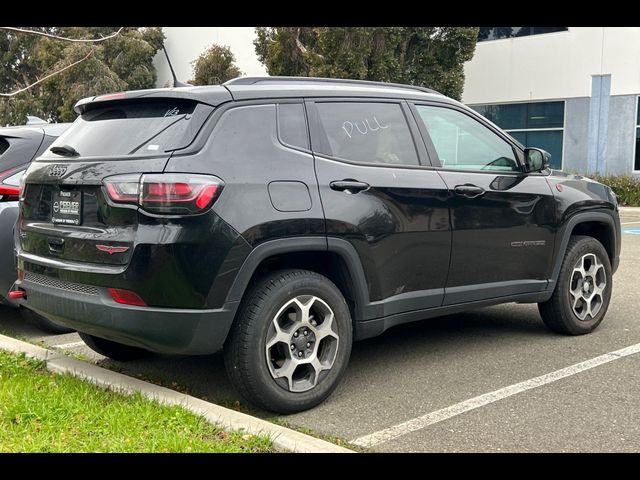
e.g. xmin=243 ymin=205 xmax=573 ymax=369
xmin=20 ymin=92 xmax=224 ymax=267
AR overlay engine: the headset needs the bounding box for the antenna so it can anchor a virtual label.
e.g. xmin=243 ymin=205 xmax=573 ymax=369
xmin=162 ymin=45 xmax=191 ymax=88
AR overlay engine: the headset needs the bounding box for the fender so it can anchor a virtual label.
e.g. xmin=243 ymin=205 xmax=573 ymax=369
xmin=547 ymin=210 xmax=619 ymax=294
xmin=225 ymin=236 xmax=371 ymax=321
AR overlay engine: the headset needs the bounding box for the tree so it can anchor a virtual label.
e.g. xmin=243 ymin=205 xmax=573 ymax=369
xmin=0 ymin=27 xmax=164 ymax=126
xmin=190 ymin=45 xmax=242 ymax=85
xmin=254 ymin=27 xmax=479 ymax=100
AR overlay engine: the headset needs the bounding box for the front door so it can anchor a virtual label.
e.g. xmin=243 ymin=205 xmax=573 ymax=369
xmin=412 ymin=103 xmax=556 ymax=305
xmin=308 ymin=100 xmax=451 ymax=319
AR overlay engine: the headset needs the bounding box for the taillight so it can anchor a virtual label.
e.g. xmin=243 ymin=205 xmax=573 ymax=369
xmin=0 ymin=185 xmax=20 ymax=196
xmin=103 ymin=173 xmax=223 ymax=215
xmin=105 ymin=175 xmax=140 ymax=203
xmin=18 ymin=172 xmax=26 ymax=200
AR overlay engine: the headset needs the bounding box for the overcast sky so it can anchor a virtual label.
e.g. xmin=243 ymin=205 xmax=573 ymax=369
xmin=153 ymin=27 xmax=268 ymax=85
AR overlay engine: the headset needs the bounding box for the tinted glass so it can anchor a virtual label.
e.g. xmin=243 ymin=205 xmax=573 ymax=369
xmin=472 ymin=104 xmax=526 ymax=130
xmin=478 ymin=27 xmax=567 ymax=42
xmin=512 ymin=130 xmax=563 ymax=170
xmin=48 ymin=99 xmax=209 ymax=158
xmin=315 ymin=102 xmax=419 ymax=166
xmin=278 ymin=103 xmax=309 ymax=150
xmin=416 ymin=105 xmax=518 ymax=172
xmin=636 ymin=99 xmax=640 ymax=171
xmin=527 ymin=102 xmax=564 ymax=129
xmin=0 ymin=138 xmax=8 ymax=156
xmin=635 ymin=128 xmax=640 ymax=171
xmin=472 ymin=102 xmax=564 ymax=129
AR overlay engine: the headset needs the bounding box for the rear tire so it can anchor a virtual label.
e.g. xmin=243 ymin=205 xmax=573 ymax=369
xmin=224 ymin=269 xmax=352 ymax=414
xmin=20 ymin=308 xmax=75 ymax=335
xmin=538 ymin=235 xmax=612 ymax=335
xmin=78 ymin=332 xmax=152 ymax=361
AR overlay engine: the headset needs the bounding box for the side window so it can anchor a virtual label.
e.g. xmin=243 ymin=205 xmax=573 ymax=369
xmin=277 ymin=103 xmax=309 ymax=150
xmin=415 ymin=105 xmax=519 ymax=172
xmin=0 ymin=138 xmax=9 ymax=156
xmin=314 ymin=102 xmax=419 ymax=166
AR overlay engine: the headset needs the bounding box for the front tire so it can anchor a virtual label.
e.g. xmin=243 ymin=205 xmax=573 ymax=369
xmin=224 ymin=269 xmax=353 ymax=414
xmin=20 ymin=307 xmax=75 ymax=335
xmin=78 ymin=332 xmax=152 ymax=361
xmin=538 ymin=235 xmax=612 ymax=335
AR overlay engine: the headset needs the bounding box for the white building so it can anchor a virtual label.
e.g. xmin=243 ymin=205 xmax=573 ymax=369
xmin=155 ymin=27 xmax=639 ymax=176
xmin=153 ymin=27 xmax=267 ymax=86
xmin=463 ymin=27 xmax=640 ymax=175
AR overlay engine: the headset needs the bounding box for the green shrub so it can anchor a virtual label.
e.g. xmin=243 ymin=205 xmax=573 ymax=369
xmin=588 ymin=174 xmax=640 ymax=207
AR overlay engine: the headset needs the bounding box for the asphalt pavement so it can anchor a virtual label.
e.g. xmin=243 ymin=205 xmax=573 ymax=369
xmin=2 ymin=208 xmax=640 ymax=452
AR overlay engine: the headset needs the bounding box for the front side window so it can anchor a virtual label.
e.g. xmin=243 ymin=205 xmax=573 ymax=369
xmin=415 ymin=105 xmax=519 ymax=172
xmin=314 ymin=102 xmax=419 ymax=166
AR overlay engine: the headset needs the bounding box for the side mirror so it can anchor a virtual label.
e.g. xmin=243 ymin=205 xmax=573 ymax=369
xmin=524 ymin=148 xmax=550 ymax=173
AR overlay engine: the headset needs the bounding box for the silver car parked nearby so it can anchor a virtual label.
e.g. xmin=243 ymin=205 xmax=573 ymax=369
xmin=0 ymin=119 xmax=72 ymax=333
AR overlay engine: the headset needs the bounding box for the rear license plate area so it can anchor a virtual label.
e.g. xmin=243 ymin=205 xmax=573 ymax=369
xmin=52 ymin=190 xmax=82 ymax=225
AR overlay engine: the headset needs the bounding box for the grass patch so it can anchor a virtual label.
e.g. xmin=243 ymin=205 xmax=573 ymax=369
xmin=0 ymin=351 xmax=273 ymax=453
xmin=589 ymin=174 xmax=640 ymax=207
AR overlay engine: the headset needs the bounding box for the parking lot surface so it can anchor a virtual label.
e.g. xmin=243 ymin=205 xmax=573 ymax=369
xmin=3 ymin=209 xmax=640 ymax=452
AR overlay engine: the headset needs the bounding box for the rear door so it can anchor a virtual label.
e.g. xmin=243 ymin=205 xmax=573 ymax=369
xmin=410 ymin=102 xmax=556 ymax=304
xmin=20 ymin=98 xmax=214 ymax=267
xmin=308 ymin=99 xmax=451 ymax=319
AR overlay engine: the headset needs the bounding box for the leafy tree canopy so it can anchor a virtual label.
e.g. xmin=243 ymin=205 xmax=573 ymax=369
xmin=0 ymin=27 xmax=164 ymax=126
xmin=254 ymin=27 xmax=479 ymax=100
xmin=190 ymin=44 xmax=242 ymax=85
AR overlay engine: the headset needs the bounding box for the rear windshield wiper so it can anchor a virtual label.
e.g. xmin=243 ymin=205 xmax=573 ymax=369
xmin=127 ymin=114 xmax=187 ymax=155
xmin=50 ymin=145 xmax=80 ymax=157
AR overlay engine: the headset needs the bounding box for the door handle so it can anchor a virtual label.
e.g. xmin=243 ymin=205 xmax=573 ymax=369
xmin=330 ymin=180 xmax=370 ymax=194
xmin=454 ymin=184 xmax=485 ymax=198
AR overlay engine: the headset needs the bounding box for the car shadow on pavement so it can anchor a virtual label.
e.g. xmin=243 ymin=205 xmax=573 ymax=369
xmin=93 ymin=304 xmax=552 ymax=417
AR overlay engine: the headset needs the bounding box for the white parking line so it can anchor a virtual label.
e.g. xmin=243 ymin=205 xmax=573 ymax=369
xmin=352 ymin=342 xmax=640 ymax=448
xmin=621 ymin=221 xmax=640 ymax=225
xmin=52 ymin=341 xmax=85 ymax=349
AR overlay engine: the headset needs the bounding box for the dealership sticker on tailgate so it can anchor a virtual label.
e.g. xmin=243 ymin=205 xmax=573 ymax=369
xmin=52 ymin=190 xmax=82 ymax=225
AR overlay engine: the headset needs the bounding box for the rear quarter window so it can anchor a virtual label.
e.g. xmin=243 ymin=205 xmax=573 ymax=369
xmin=277 ymin=103 xmax=309 ymax=150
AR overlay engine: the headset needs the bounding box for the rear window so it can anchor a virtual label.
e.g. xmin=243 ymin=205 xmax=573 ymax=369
xmin=48 ymin=99 xmax=212 ymax=158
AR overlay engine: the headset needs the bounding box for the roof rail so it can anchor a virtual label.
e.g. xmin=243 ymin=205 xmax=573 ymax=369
xmin=224 ymin=76 xmax=441 ymax=96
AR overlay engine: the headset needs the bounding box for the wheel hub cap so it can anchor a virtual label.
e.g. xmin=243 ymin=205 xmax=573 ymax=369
xmin=265 ymin=295 xmax=340 ymax=392
xmin=569 ymin=253 xmax=606 ymax=321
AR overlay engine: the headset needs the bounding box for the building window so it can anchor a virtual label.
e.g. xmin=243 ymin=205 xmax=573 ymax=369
xmin=636 ymin=97 xmax=640 ymax=171
xmin=471 ymin=102 xmax=564 ymax=169
xmin=478 ymin=27 xmax=568 ymax=42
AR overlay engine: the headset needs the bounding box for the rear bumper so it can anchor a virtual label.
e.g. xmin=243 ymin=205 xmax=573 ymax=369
xmin=12 ymin=275 xmax=238 ymax=355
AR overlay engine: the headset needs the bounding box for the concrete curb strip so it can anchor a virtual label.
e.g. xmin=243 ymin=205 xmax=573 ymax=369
xmin=619 ymin=207 xmax=640 ymax=213
xmin=0 ymin=334 xmax=353 ymax=453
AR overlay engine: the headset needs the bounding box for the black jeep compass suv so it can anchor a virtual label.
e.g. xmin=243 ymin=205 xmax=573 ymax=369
xmin=13 ymin=77 xmax=621 ymax=413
